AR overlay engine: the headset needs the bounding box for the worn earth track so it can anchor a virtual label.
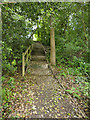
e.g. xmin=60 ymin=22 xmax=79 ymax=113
xmin=7 ymin=42 xmax=85 ymax=118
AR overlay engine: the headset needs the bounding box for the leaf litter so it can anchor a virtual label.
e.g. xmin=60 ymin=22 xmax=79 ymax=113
xmin=2 ymin=43 xmax=87 ymax=118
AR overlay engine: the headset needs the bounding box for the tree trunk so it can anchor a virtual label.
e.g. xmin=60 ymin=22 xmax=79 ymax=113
xmin=50 ymin=16 xmax=56 ymax=65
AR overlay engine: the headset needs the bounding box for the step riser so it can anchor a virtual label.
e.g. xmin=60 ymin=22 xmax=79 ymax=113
xmin=32 ymin=49 xmax=44 ymax=52
xmin=31 ymin=53 xmax=45 ymax=55
xmin=32 ymin=51 xmax=44 ymax=53
xmin=31 ymin=43 xmax=46 ymax=61
xmin=31 ymin=59 xmax=46 ymax=61
xmin=31 ymin=56 xmax=46 ymax=61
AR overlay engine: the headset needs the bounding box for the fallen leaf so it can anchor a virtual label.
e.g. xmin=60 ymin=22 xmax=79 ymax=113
xmin=61 ymin=107 xmax=64 ymax=109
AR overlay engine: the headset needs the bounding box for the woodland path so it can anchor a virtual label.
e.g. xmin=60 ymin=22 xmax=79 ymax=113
xmin=7 ymin=42 xmax=83 ymax=118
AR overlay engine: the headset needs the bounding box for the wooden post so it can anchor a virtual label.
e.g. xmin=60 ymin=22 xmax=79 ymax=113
xmin=26 ymin=52 xmax=28 ymax=64
xmin=50 ymin=16 xmax=56 ymax=65
xmin=22 ymin=45 xmax=32 ymax=76
xmin=22 ymin=53 xmax=25 ymax=77
xmin=50 ymin=27 xmax=56 ymax=65
xmin=30 ymin=49 xmax=31 ymax=59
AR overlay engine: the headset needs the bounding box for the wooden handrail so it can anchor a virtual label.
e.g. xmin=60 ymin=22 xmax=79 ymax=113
xmin=22 ymin=45 xmax=33 ymax=77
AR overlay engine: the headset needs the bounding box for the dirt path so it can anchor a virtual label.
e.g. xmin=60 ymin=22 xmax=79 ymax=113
xmin=26 ymin=60 xmax=83 ymax=118
xmin=6 ymin=42 xmax=84 ymax=118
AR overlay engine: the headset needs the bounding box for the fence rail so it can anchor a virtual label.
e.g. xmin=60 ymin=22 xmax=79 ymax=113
xmin=22 ymin=45 xmax=33 ymax=76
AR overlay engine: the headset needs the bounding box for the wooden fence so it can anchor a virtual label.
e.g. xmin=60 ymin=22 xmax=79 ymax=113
xmin=22 ymin=45 xmax=33 ymax=76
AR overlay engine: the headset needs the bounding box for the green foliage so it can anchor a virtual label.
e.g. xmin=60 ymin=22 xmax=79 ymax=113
xmin=1 ymin=76 xmax=6 ymax=82
xmin=57 ymin=55 xmax=89 ymax=76
xmin=2 ymin=77 xmax=16 ymax=112
xmin=60 ymin=72 xmax=67 ymax=78
xmin=12 ymin=59 xmax=16 ymax=66
xmin=2 ymin=88 xmax=7 ymax=101
xmin=2 ymin=88 xmax=12 ymax=111
xmin=65 ymin=87 xmax=80 ymax=99
xmin=67 ymin=56 xmax=89 ymax=76
xmin=2 ymin=4 xmax=33 ymax=75
xmin=75 ymin=76 xmax=90 ymax=98
xmin=2 ymin=2 xmax=89 ymax=77
xmin=1 ymin=2 xmax=89 ymax=118
xmin=7 ymin=77 xmax=16 ymax=88
xmin=57 ymin=64 xmax=89 ymax=98
xmin=8 ymin=77 xmax=15 ymax=84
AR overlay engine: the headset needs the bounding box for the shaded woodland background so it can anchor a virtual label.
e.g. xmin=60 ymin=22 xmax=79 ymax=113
xmin=1 ymin=2 xmax=90 ymax=118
